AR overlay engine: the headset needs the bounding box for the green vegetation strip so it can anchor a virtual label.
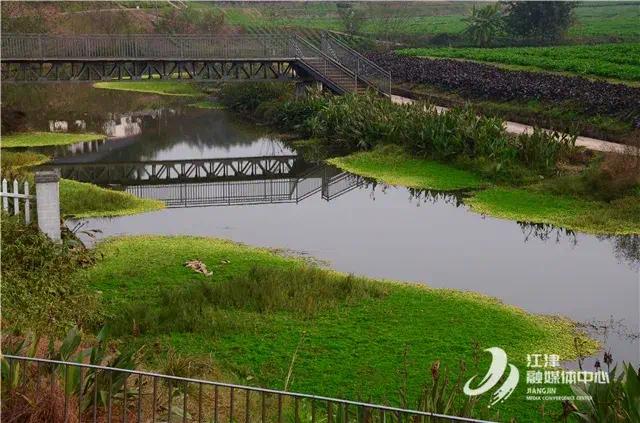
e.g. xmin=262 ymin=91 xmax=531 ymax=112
xmin=397 ymin=43 xmax=640 ymax=82
xmin=467 ymin=187 xmax=640 ymax=236
xmin=60 ymin=179 xmax=164 ymax=218
xmin=328 ymin=146 xmax=487 ymax=191
xmin=88 ymin=235 xmax=595 ymax=421
xmin=1 ymin=150 xmax=50 ymax=169
xmin=2 ymin=132 xmax=105 ymax=148
xmin=93 ymin=81 xmax=204 ymax=97
xmin=329 ymin=150 xmax=640 ymax=235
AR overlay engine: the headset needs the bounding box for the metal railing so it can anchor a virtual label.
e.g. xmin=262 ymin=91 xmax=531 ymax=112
xmin=289 ymin=33 xmax=356 ymax=93
xmin=2 ymin=355 xmax=493 ymax=423
xmin=320 ymin=33 xmax=391 ymax=96
xmin=1 ymin=34 xmax=294 ymax=60
xmin=2 ymin=33 xmax=392 ymax=95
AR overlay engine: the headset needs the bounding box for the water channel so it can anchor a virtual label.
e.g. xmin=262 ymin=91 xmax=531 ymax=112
xmin=4 ymin=84 xmax=639 ymax=367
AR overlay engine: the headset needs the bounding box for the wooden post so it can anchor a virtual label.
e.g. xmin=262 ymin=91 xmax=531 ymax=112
xmin=24 ymin=181 xmax=31 ymax=224
xmin=13 ymin=179 xmax=19 ymax=215
xmin=1 ymin=179 xmax=8 ymax=211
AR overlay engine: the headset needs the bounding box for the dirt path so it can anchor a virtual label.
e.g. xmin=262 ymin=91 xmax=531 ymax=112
xmin=390 ymin=95 xmax=637 ymax=155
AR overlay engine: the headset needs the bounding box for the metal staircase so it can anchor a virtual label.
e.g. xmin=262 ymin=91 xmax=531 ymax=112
xmin=290 ymin=33 xmax=391 ymax=96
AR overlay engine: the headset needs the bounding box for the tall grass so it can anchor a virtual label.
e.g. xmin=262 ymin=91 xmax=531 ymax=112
xmin=109 ymin=266 xmax=386 ymax=337
xmin=220 ymin=83 xmax=577 ymax=177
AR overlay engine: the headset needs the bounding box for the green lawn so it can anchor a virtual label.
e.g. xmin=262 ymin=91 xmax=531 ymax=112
xmin=2 ymin=132 xmax=105 ymax=148
xmin=397 ymin=43 xmax=640 ymax=82
xmin=87 ymin=235 xmax=595 ymax=422
xmin=93 ymin=81 xmax=205 ymax=97
xmin=328 ymin=146 xmax=487 ymax=191
xmin=60 ymin=179 xmax=164 ymax=218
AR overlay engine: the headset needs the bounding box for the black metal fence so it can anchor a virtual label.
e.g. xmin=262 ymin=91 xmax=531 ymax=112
xmin=2 ymin=355 xmax=494 ymax=423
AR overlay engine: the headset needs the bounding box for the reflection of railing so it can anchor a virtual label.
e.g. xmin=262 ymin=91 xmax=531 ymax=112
xmin=321 ymin=171 xmax=363 ymax=201
xmin=44 ymin=155 xmax=302 ymax=185
xmin=124 ymin=166 xmax=364 ymax=208
xmin=3 ymin=355 xmax=490 ymax=423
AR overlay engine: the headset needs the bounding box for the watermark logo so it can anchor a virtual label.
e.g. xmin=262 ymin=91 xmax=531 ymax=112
xmin=463 ymin=347 xmax=520 ymax=407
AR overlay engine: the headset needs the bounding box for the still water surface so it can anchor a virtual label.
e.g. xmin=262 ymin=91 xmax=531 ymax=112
xmin=7 ymin=84 xmax=639 ymax=366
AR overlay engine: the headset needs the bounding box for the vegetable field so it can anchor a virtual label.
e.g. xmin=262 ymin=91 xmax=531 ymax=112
xmin=367 ymin=52 xmax=640 ymax=122
xmin=398 ymin=43 xmax=640 ymax=82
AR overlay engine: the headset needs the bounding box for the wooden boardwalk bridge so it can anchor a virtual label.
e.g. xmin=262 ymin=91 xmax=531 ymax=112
xmin=1 ymin=33 xmax=391 ymax=95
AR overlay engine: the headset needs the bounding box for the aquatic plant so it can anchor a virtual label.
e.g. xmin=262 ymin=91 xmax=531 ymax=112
xmin=569 ymin=361 xmax=640 ymax=422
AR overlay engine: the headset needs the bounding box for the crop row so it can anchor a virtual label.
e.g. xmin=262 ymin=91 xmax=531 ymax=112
xmin=397 ymin=43 xmax=640 ymax=82
xmin=367 ymin=52 xmax=640 ymax=123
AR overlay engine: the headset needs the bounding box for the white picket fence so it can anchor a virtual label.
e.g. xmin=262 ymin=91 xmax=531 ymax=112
xmin=1 ymin=178 xmax=33 ymax=224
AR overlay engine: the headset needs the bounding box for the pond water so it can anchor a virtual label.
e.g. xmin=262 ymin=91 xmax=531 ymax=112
xmin=5 ymin=84 xmax=639 ymax=367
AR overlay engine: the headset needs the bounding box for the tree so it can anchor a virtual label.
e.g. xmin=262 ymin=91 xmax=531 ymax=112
xmin=503 ymin=1 xmax=575 ymax=43
xmin=463 ymin=3 xmax=503 ymax=47
xmin=336 ymin=2 xmax=365 ymax=35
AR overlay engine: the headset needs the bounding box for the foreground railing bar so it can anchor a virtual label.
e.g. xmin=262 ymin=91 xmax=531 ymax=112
xmin=214 ymin=384 xmax=219 ymax=423
xmin=3 ymin=355 xmax=493 ymax=422
xmin=137 ymin=374 xmax=143 ymax=423
xmin=152 ymin=377 xmax=158 ymax=423
xmin=123 ymin=375 xmax=128 ymax=423
xmin=64 ymin=364 xmax=69 ymax=423
xmin=78 ymin=367 xmax=83 ymax=423
xmin=183 ymin=383 xmax=188 ymax=423
xmin=230 ymin=387 xmax=235 ymax=423
xmin=168 ymin=378 xmax=173 ymax=423
xmin=198 ymin=382 xmax=203 ymax=423
xmin=108 ymin=371 xmax=113 ymax=423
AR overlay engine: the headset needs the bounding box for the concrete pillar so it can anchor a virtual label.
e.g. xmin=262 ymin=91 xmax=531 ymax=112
xmin=35 ymin=170 xmax=61 ymax=243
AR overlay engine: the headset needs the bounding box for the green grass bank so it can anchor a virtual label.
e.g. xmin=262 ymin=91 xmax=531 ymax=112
xmin=327 ymin=146 xmax=487 ymax=191
xmin=328 ymin=148 xmax=640 ymax=235
xmin=1 ymin=143 xmax=164 ymax=218
xmin=88 ymin=235 xmax=595 ymax=422
xmin=60 ymin=179 xmax=164 ymax=218
xmin=2 ymin=132 xmax=105 ymax=148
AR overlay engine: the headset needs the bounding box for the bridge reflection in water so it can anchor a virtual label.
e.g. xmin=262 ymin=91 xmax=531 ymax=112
xmin=48 ymin=156 xmax=363 ymax=207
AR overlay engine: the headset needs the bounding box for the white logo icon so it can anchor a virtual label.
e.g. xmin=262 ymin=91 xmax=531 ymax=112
xmin=463 ymin=347 xmax=520 ymax=407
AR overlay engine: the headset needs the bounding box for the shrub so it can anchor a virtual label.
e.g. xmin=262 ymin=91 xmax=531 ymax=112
xmin=1 ymin=214 xmax=98 ymax=337
xmin=221 ymin=86 xmax=583 ymax=176
xmin=220 ymin=82 xmax=291 ymax=114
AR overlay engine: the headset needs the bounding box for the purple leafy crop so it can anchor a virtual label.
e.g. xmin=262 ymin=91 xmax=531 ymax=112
xmin=367 ymin=52 xmax=640 ymax=122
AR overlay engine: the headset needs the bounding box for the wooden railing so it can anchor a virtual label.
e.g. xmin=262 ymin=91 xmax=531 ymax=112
xmin=1 ymin=177 xmax=33 ymax=223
